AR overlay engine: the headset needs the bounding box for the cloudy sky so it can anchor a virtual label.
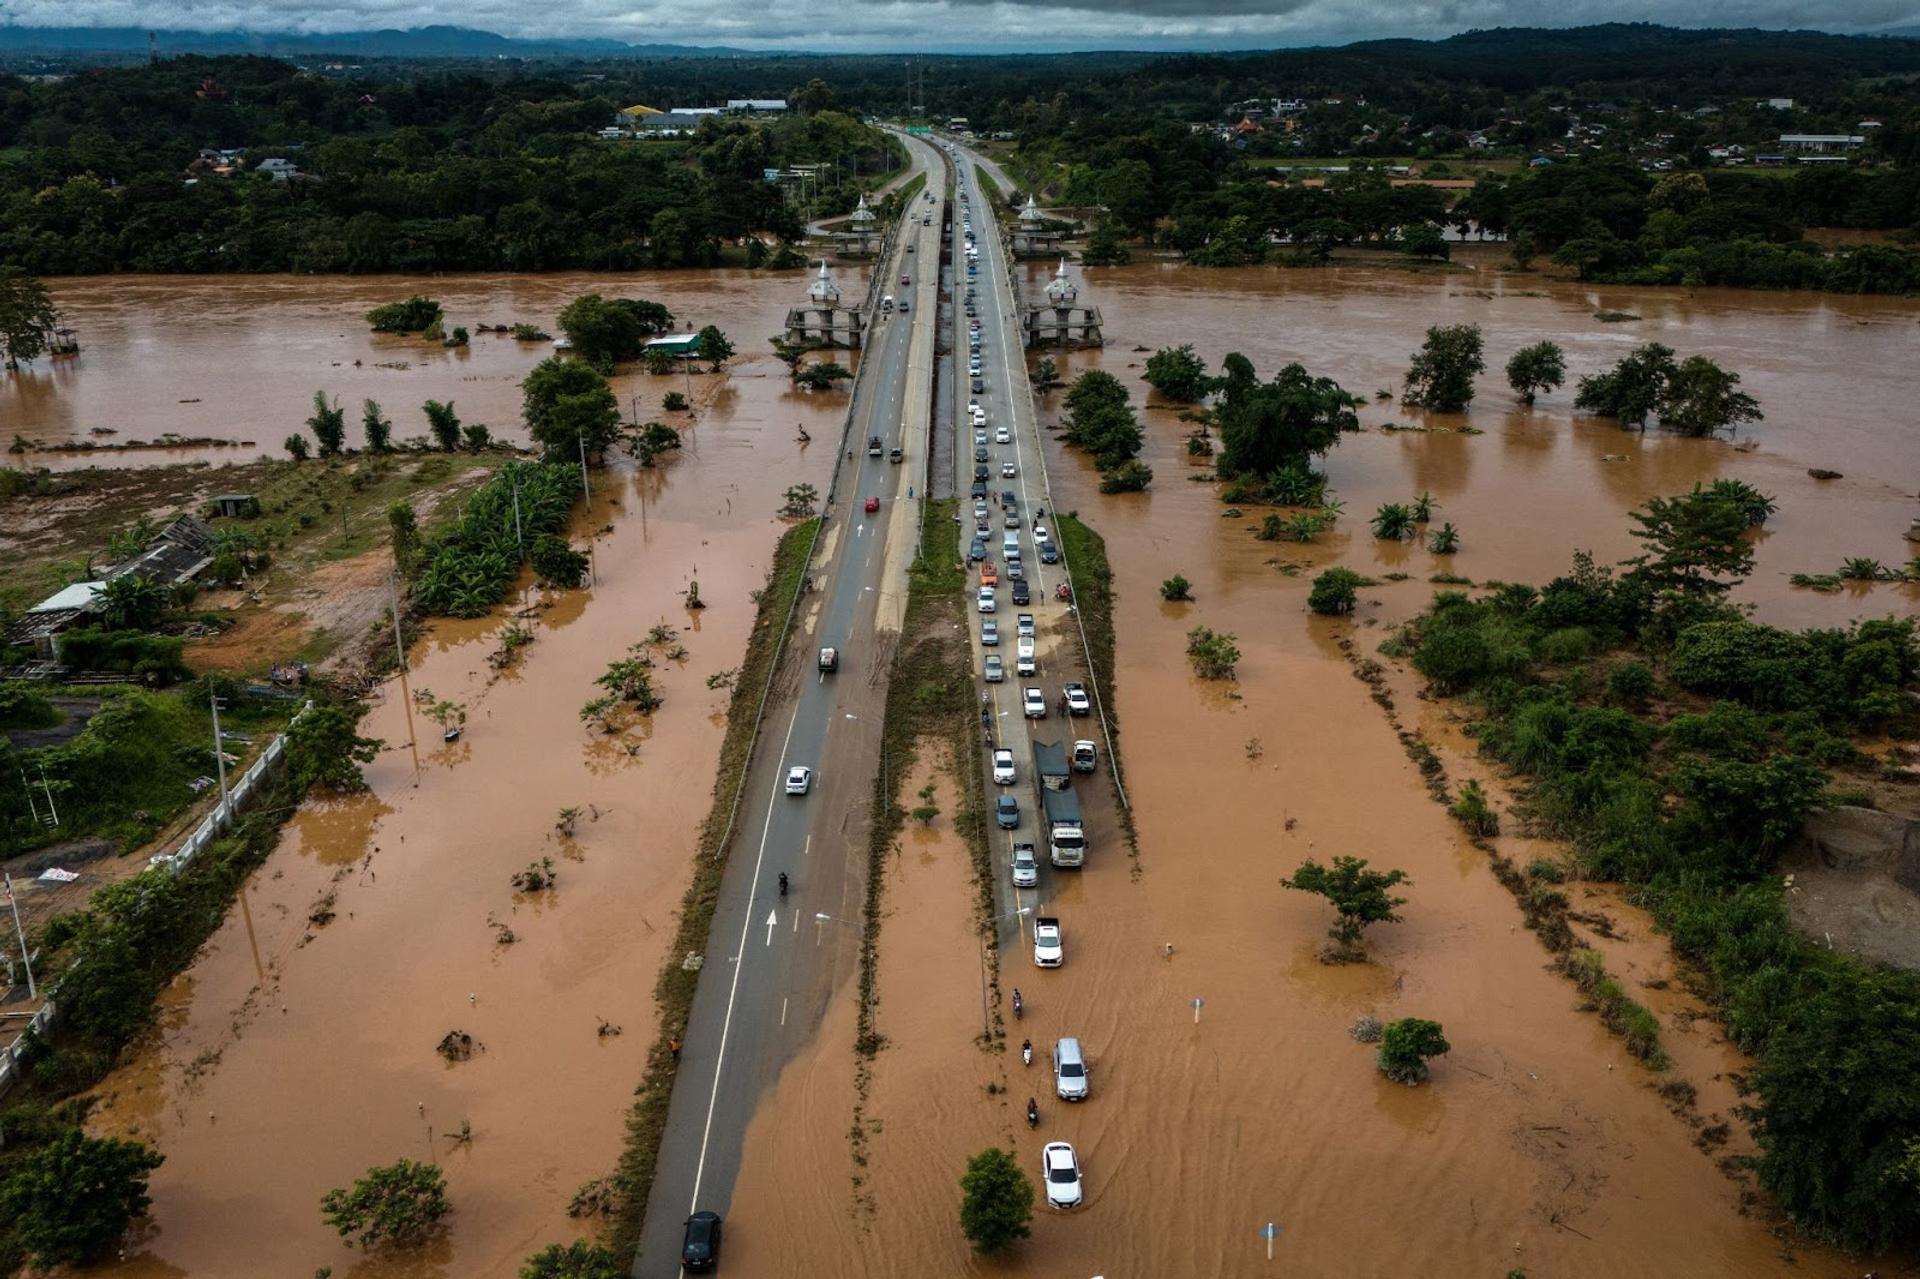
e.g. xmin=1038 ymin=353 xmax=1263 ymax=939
xmin=1 ymin=0 xmax=1918 ymax=50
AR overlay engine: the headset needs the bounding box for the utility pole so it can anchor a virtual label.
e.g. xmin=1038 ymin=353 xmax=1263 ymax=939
xmin=4 ymin=875 xmax=35 ymax=999
xmin=209 ymin=691 xmax=231 ymax=817
xmin=389 ymin=570 xmax=422 ymax=778
xmin=510 ymin=467 xmax=524 ymax=553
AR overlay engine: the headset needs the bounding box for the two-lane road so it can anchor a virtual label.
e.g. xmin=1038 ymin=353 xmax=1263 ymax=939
xmin=633 ymin=131 xmax=948 ymax=1276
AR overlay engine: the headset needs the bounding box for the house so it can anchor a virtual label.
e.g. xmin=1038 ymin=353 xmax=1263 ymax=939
xmin=1779 ymin=134 xmax=1865 ymax=153
xmin=1272 ymin=98 xmax=1309 ymax=116
xmin=1760 ymin=97 xmax=1795 ymax=110
xmin=644 ymin=333 xmax=705 ymax=359
xmin=208 ymin=494 xmax=260 ymax=520
xmin=2 ymin=582 xmax=104 ymax=660
xmin=108 ymin=515 xmax=217 ymax=586
xmin=724 ymin=99 xmax=787 ymax=113
xmin=255 ymin=158 xmax=299 ymax=181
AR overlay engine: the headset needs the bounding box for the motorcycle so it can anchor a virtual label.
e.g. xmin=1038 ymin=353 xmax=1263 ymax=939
xmin=1026 ymin=1098 xmax=1039 ymax=1129
xmin=1011 ymin=988 xmax=1024 ymax=1020
xmin=1055 ymin=583 xmax=1073 ymax=603
xmin=778 ymin=872 xmax=789 ymax=897
xmin=1021 ymin=1038 xmax=1033 ymax=1067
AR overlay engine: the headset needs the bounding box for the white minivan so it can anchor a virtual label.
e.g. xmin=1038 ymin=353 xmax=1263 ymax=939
xmin=977 ymin=587 xmax=997 ymax=614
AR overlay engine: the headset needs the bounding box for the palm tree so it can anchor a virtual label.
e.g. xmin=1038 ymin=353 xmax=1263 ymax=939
xmin=1371 ymin=503 xmax=1417 ymax=542
xmin=1427 ymin=523 xmax=1461 ymax=554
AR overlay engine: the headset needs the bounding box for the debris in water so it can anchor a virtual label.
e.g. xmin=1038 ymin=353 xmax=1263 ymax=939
xmin=436 ymin=1030 xmax=477 ymax=1062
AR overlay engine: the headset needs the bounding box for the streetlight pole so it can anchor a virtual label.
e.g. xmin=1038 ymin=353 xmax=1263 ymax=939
xmin=209 ymin=691 xmax=230 ymax=817
xmin=5 ymin=875 xmax=36 ymax=999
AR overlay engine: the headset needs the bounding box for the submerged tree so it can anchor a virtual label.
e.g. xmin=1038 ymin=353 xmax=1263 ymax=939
xmin=1282 ymin=855 xmax=1410 ymax=961
xmin=1377 ymin=1017 xmax=1451 ymax=1084
xmin=1143 ymin=343 xmax=1211 ymax=403
xmin=959 ymin=1147 xmax=1033 ymax=1254
xmin=1214 ymin=354 xmax=1357 ymax=485
xmin=1574 ymin=342 xmax=1677 ymax=427
xmin=1402 ymin=323 xmax=1485 ymax=412
xmin=287 ymin=704 xmax=384 ymax=793
xmin=1625 ymin=486 xmax=1756 ymax=598
xmin=321 ymin=1159 xmax=450 ymax=1249
xmin=307 ymin=390 xmax=347 ymax=457
xmin=1505 ymin=340 xmax=1566 ymax=404
xmin=522 ymin=357 xmax=621 ymax=460
xmin=0 ymin=1130 xmax=164 ymax=1267
xmin=0 ymin=266 xmax=59 ymax=370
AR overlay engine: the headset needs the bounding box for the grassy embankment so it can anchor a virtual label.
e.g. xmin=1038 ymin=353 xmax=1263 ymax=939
xmin=607 ymin=517 xmax=818 ymax=1254
xmin=1054 ymin=513 xmax=1136 ymax=861
xmin=847 ymin=496 xmax=988 ymax=1208
xmin=1390 ymin=574 xmax=1920 ymax=1251
xmin=973 ymin=162 xmax=1012 ymax=211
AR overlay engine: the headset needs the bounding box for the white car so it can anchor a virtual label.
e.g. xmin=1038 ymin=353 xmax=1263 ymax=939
xmin=1023 ymin=687 xmax=1047 ymax=718
xmin=1032 ymin=916 xmax=1063 ymax=967
xmin=1063 ymin=682 xmax=1091 ymax=716
xmin=1043 ymin=1142 xmax=1083 ymax=1210
xmin=993 ymin=748 xmax=1015 ymax=784
xmin=1001 ymin=461 xmax=1017 ymax=477
xmin=784 ymin=765 xmax=812 ymax=795
xmin=977 ymin=587 xmax=997 ymax=614
xmin=974 ymin=430 xmax=988 ymax=445
xmin=984 ymin=654 xmax=1004 ymax=683
xmin=981 ymin=619 xmax=1000 ymax=646
xmin=1011 ymin=843 xmax=1039 ymax=888
xmin=1033 ymin=522 xmax=1050 ymax=545
xmin=1017 ymin=613 xmax=1036 ymax=639
xmin=995 ymin=427 xmax=1010 ymax=444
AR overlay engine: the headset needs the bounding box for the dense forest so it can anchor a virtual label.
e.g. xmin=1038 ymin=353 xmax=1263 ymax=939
xmin=0 ymin=58 xmax=901 ymax=272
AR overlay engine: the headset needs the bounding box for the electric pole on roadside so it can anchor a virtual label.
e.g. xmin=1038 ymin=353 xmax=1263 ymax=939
xmin=388 ymin=570 xmax=422 ymax=779
xmin=5 ymin=875 xmax=37 ymax=999
xmin=209 ymin=690 xmax=231 ymax=816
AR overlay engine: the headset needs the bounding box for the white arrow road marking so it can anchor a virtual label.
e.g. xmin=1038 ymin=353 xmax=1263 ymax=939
xmin=764 ymin=909 xmax=778 ymax=947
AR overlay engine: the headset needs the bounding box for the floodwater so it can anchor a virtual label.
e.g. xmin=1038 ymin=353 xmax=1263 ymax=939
xmin=46 ymin=258 xmax=1920 ymax=1276
xmin=83 ymin=272 xmax=850 ymax=1277
xmin=4 ymin=268 xmax=875 ymax=469
xmin=716 ymin=256 xmax=1915 ymax=1278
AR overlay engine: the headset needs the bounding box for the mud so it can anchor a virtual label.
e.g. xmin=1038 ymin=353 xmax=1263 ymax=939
xmin=7 ymin=268 xmax=875 ymax=469
xmin=83 ymin=272 xmax=851 ymax=1277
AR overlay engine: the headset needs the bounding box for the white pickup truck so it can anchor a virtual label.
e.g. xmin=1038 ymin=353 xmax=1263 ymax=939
xmin=1033 ymin=916 xmax=1063 ymax=968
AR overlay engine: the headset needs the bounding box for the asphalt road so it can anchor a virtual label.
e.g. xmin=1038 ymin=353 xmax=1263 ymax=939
xmin=632 ymin=132 xmax=948 ymax=1277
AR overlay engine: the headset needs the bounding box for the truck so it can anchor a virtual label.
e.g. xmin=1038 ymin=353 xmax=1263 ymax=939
xmin=1042 ymin=786 xmax=1084 ymax=868
xmin=867 ymin=435 xmax=884 ymax=457
xmin=1072 ymin=740 xmax=1097 ymax=773
xmin=1063 ymin=681 xmax=1091 ymax=716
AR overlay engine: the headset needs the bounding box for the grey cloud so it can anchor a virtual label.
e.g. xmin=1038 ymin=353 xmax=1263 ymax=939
xmin=4 ymin=0 xmax=1919 ymax=49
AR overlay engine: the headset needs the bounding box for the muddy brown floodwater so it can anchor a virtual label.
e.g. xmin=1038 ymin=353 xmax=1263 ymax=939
xmin=4 ymin=268 xmax=875 ymax=469
xmin=720 ymin=257 xmax=1913 ymax=1278
xmin=81 ymin=271 xmax=853 ymax=1277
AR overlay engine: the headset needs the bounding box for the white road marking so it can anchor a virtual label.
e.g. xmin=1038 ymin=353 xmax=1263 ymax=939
xmin=781 ymin=997 xmax=789 ymax=1026
xmin=764 ymin=910 xmax=778 ymax=947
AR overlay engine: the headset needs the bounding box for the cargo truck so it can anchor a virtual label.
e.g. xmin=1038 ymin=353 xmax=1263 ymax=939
xmin=1042 ymin=786 xmax=1084 ymax=867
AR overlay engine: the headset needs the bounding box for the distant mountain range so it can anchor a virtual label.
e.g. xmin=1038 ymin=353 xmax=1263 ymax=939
xmin=0 ymin=24 xmax=748 ymax=59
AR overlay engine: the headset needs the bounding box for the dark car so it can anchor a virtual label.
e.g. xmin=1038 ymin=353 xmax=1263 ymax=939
xmin=974 ymin=465 xmax=990 ymax=482
xmin=1011 ymin=580 xmax=1031 ymax=605
xmin=1000 ymin=490 xmax=1017 ymax=508
xmin=996 ymin=793 xmax=1021 ymax=829
xmin=1039 ymin=540 xmax=1059 ymax=564
xmin=682 ymin=1211 xmax=722 ymax=1271
xmin=969 ymin=538 xmax=987 ymax=561
xmin=972 ymin=377 xmax=985 ymax=393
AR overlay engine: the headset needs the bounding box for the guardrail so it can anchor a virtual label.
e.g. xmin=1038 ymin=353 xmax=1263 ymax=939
xmin=0 ymin=703 xmax=307 ymax=1097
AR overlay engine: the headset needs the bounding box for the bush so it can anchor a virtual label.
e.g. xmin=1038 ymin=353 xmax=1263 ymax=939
xmin=1098 ymin=460 xmax=1153 ymax=493
xmin=55 ymin=628 xmax=188 ymax=681
xmin=1160 ymin=574 xmax=1192 ymax=601
xmin=0 ymin=1129 xmax=164 ymax=1267
xmin=1377 ymin=1018 xmax=1450 ymax=1084
xmin=520 ymin=1239 xmax=625 ymax=1278
xmin=1309 ymin=568 xmax=1366 ymax=616
xmin=1448 ymin=779 xmax=1500 ymax=836
xmin=367 ymin=295 xmax=443 ymax=333
xmin=322 ymin=1159 xmax=450 ymax=1249
xmin=1538 ymin=626 xmax=1597 ymax=663
xmin=1185 ymin=626 xmax=1241 ymax=679
xmin=1605 ymin=660 xmax=1656 ymax=707
xmin=531 ymin=534 xmax=589 ymax=588
xmin=0 ymin=683 xmax=58 ymax=729
xmin=959 ymin=1147 xmax=1032 ymax=1254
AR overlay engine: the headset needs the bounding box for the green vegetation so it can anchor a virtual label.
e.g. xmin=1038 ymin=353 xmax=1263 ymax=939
xmin=1161 ymin=574 xmax=1192 ymax=601
xmin=607 ymin=519 xmax=818 ymax=1255
xmin=556 ymin=294 xmax=674 ymax=371
xmin=0 ymin=267 xmax=58 ymax=370
xmin=521 ymin=1240 xmax=626 ymax=1279
xmin=1143 ymin=343 xmax=1211 ymax=403
xmin=1392 ymin=491 xmax=1920 ymax=1248
xmin=415 ymin=462 xmax=584 ymax=617
xmin=0 ymin=1130 xmax=164 ymax=1267
xmin=286 ymin=703 xmax=382 ymax=793
xmin=306 ymin=390 xmax=347 ymax=457
xmin=366 ymin=295 xmax=443 ymax=334
xmin=1575 ymin=342 xmax=1762 ymax=436
xmin=1185 ymin=625 xmax=1240 ymax=679
xmin=522 ymin=357 xmax=622 ymax=460
xmin=0 ymin=58 xmax=901 ymax=273
xmin=1282 ymin=855 xmax=1410 ymax=961
xmin=321 ymin=1159 xmax=451 ymax=1249
xmin=1213 ymin=355 xmax=1358 ymax=504
xmin=531 ymin=534 xmax=589 ymax=587
xmin=1377 ymin=1017 xmax=1450 ymax=1084
xmin=1505 ymin=340 xmax=1566 ymax=403
xmin=959 ymin=1147 xmax=1034 ymax=1254
xmin=1447 ymin=778 xmax=1500 ymax=836
xmin=1402 ymin=323 xmax=1484 ymax=412
xmin=1060 ymin=370 xmax=1149 ymax=491
xmin=1054 ymin=513 xmax=1132 ymax=852
xmin=1309 ymin=567 xmax=1367 ymax=616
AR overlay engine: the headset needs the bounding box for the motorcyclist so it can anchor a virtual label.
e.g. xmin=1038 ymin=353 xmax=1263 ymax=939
xmin=778 ymin=872 xmax=789 ymax=897
xmin=1021 ymin=1038 xmax=1033 ymax=1066
xmin=1026 ymin=1098 xmax=1039 ymax=1128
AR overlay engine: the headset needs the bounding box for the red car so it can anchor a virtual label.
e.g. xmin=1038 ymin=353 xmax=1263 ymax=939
xmin=865 ymin=496 xmax=881 ymax=514
xmin=900 ymin=274 xmax=910 ymax=286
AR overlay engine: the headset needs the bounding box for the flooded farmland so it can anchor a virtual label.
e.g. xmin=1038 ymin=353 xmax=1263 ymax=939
xmin=67 ymin=270 xmax=852 ymax=1276
xmin=20 ymin=254 xmax=1916 ymax=1276
xmin=721 ymin=256 xmax=1913 ymax=1277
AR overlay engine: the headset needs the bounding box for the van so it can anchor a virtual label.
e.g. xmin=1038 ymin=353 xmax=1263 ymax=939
xmin=881 ymin=295 xmax=894 ymax=313
xmin=1003 ymin=531 xmax=1020 ymax=554
xmin=1053 ymin=1038 xmax=1088 ymax=1101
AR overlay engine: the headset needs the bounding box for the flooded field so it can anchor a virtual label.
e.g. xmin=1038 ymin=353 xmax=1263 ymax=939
xmin=717 ymin=257 xmax=1913 ymax=1277
xmin=5 ymin=268 xmax=875 ymax=469
xmin=33 ymin=256 xmax=1919 ymax=1276
xmin=78 ymin=273 xmax=849 ymax=1277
